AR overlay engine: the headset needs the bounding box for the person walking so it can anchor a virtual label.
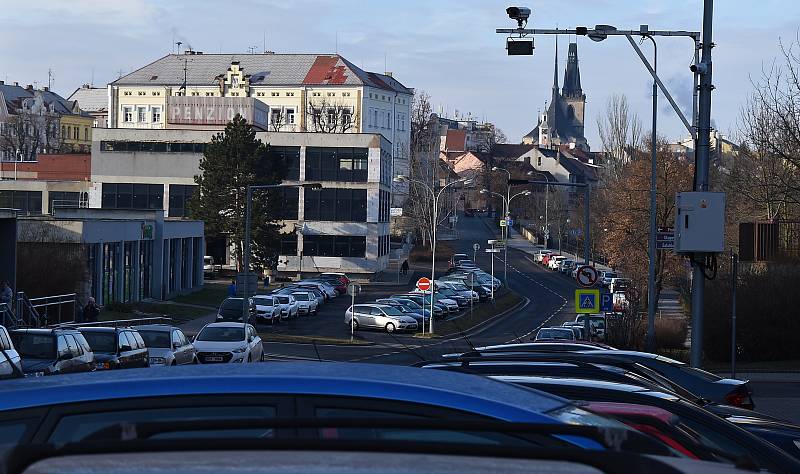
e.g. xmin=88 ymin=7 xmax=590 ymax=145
xmin=83 ymin=297 xmax=100 ymax=323
xmin=401 ymin=260 xmax=409 ymax=276
xmin=0 ymin=281 xmax=12 ymax=307
xmin=228 ymin=279 xmax=238 ymax=297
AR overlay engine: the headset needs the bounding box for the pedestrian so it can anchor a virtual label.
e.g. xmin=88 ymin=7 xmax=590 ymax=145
xmin=83 ymin=297 xmax=100 ymax=323
xmin=0 ymin=281 xmax=12 ymax=307
xmin=401 ymin=260 xmax=409 ymax=276
xmin=228 ymin=279 xmax=238 ymax=297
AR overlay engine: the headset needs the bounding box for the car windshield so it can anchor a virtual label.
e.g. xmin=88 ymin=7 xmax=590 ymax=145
xmin=11 ymin=333 xmax=55 ymax=359
xmin=381 ymin=306 xmax=404 ymax=316
xmin=220 ymin=300 xmax=243 ymax=316
xmin=196 ymin=327 xmax=244 ymax=342
xmin=292 ymin=293 xmax=310 ymax=301
xmin=276 ymin=296 xmax=290 ymax=304
xmin=138 ymin=330 xmax=171 ymax=349
xmin=80 ymin=332 xmax=117 ymax=353
xmin=537 ymin=329 xmax=572 ymax=340
xmin=252 ymin=297 xmax=274 ymax=306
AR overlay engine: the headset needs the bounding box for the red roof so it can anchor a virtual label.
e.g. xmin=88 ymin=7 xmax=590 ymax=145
xmin=444 ymin=129 xmax=467 ymax=152
xmin=302 ymin=56 xmax=349 ymax=85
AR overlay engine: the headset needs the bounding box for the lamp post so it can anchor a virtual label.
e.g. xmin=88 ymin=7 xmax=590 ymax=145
xmin=395 ymin=175 xmax=472 ymax=334
xmin=480 ymin=188 xmax=531 ymax=285
xmin=243 ymin=182 xmax=322 ymax=326
xmin=527 ymin=170 xmax=550 ymax=246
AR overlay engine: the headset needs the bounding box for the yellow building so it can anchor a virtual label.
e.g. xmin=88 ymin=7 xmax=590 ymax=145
xmin=60 ymin=110 xmax=94 ymax=153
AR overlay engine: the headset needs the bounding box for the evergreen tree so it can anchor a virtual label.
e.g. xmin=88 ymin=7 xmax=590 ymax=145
xmin=189 ymin=115 xmax=287 ymax=271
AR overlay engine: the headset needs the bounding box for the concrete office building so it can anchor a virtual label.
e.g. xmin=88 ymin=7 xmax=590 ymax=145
xmin=91 ymin=127 xmax=392 ymax=274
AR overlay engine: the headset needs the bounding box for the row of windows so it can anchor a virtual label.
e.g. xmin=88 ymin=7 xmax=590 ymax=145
xmin=303 ymin=235 xmax=366 ymax=258
xmin=378 ymin=189 xmax=390 ymax=223
xmin=101 ymin=183 xmax=164 ymax=210
xmin=378 ymin=234 xmax=390 ymax=257
xmin=0 ymin=191 xmax=42 ymax=215
xmin=168 ymin=184 xmax=198 ymax=218
xmin=61 ymin=125 xmax=90 ymax=142
xmin=275 ymin=187 xmax=299 ymax=220
xmin=268 ymin=146 xmax=301 ymax=180
xmin=305 ymin=147 xmax=368 ymax=182
xmin=100 ymin=141 xmax=206 ymax=153
xmin=122 ymin=106 xmax=162 ymax=124
xmin=304 ymin=188 xmax=367 ymax=222
xmin=368 ymin=92 xmax=407 ymax=105
xmin=123 ymin=91 xmax=161 ymax=96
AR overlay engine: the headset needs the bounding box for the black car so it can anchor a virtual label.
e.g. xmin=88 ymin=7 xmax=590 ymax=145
xmin=78 ymin=327 xmax=149 ymax=370
xmin=488 ymin=375 xmax=800 ymax=473
xmin=216 ymin=297 xmax=256 ymax=325
xmin=9 ymin=328 xmax=95 ymax=376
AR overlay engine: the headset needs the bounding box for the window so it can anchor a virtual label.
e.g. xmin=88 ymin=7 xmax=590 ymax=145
xmin=286 ymin=92 xmax=294 ymax=97
xmin=387 ymin=112 xmax=392 ymax=129
xmin=271 ymin=92 xmax=279 ymax=97
xmin=151 ymin=107 xmax=161 ymax=123
xmin=0 ymin=191 xmax=42 ymax=215
xmin=285 ymin=108 xmax=295 ymax=124
xmin=137 ymin=107 xmax=147 ymax=123
xmin=56 ymin=336 xmax=69 ymax=358
xmin=84 ymin=128 xmax=89 ymax=141
xmin=168 ymin=184 xmax=197 ymax=217
xmin=327 ymin=108 xmax=337 ymax=125
xmin=267 ymin=146 xmax=300 ymax=180
xmin=171 ymin=331 xmax=182 ymax=347
xmin=537 ymin=156 xmax=542 ymax=167
xmin=279 ymin=233 xmax=298 ymax=256
xmin=305 ymin=147 xmax=368 ymax=182
xmin=303 ymin=235 xmax=366 ymax=258
xmin=61 ymin=125 xmax=66 ymax=137
xmin=373 ymin=110 xmax=378 ymax=128
xmin=102 ymin=183 xmax=163 ymax=210
xmin=270 ymin=108 xmax=282 ymax=126
xmin=274 ymin=187 xmax=299 ymax=220
xmin=99 ymin=141 xmax=206 ymax=153
xmin=73 ymin=127 xmax=79 ymax=140
xmin=49 ymin=191 xmax=80 ymax=212
xmin=342 ymin=108 xmax=352 ymax=127
xmin=304 ymin=188 xmax=366 ymax=222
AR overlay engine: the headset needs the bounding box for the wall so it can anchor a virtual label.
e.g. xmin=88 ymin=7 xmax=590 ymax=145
xmin=0 ymin=153 xmax=90 ymax=181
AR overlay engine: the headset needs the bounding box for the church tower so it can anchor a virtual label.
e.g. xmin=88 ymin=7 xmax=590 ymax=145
xmin=561 ymin=42 xmax=586 ymax=140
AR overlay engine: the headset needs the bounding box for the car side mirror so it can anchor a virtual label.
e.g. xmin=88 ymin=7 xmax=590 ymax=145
xmin=59 ymin=352 xmax=73 ymax=361
xmin=120 ymin=345 xmax=132 ymax=352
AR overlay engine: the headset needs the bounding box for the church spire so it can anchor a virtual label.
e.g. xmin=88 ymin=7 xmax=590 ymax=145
xmin=563 ymin=42 xmax=583 ymax=98
xmin=552 ymin=35 xmax=559 ymax=92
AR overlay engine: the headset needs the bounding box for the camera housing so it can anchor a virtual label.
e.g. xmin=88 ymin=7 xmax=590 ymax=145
xmin=690 ymin=62 xmax=709 ymax=74
xmin=506 ymin=6 xmax=531 ymax=27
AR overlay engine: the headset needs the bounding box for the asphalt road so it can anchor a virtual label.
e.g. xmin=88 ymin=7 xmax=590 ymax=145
xmin=258 ymin=216 xmax=583 ymax=364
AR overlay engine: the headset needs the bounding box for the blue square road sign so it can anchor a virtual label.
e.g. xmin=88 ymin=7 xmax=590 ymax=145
xmin=600 ymin=292 xmax=614 ymax=312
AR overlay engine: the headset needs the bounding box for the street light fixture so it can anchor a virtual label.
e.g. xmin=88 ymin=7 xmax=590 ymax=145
xmin=396 ymin=174 xmax=471 ymax=334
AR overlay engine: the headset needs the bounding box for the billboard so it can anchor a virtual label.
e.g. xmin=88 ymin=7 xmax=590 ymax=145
xmin=166 ymin=96 xmax=268 ymax=129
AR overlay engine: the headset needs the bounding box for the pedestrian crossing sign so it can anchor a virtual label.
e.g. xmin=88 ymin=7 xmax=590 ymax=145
xmin=575 ymin=289 xmax=600 ymax=314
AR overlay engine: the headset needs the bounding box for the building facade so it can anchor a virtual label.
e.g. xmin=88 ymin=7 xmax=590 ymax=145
xmin=107 ymin=53 xmax=412 ymax=204
xmin=67 ymin=84 xmax=108 ymax=128
xmin=91 ymin=127 xmax=392 ymax=274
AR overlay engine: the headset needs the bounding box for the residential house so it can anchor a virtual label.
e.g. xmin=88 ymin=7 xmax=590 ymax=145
xmin=68 ymin=84 xmax=108 ymax=128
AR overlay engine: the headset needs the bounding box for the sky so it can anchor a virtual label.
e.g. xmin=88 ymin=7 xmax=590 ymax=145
xmin=2 ymin=0 xmax=798 ymax=149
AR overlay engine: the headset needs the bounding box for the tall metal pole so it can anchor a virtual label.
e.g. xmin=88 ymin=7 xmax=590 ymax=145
xmin=646 ymin=37 xmax=658 ymax=353
xmin=503 ymin=195 xmax=508 ymax=285
xmin=242 ymin=186 xmax=253 ymax=326
xmin=430 ymin=192 xmax=437 ymax=335
xmin=730 ymin=251 xmax=738 ymax=378
xmin=583 ymin=185 xmax=590 ymax=265
xmin=691 ymin=0 xmax=714 ymax=368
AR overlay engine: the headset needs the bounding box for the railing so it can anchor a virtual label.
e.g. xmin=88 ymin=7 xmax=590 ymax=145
xmin=27 ymin=293 xmax=78 ymax=326
xmin=14 ymin=292 xmax=42 ymax=327
xmin=55 ymin=316 xmax=172 ymax=329
xmin=0 ymin=303 xmax=22 ymax=328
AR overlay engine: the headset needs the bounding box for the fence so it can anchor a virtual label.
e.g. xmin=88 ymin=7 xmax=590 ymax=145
xmin=55 ymin=316 xmax=172 ymax=329
xmin=21 ymin=293 xmax=78 ymax=326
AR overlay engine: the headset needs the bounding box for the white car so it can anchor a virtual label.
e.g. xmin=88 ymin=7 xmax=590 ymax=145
xmin=609 ymin=277 xmax=632 ymax=294
xmin=274 ymin=294 xmax=299 ymax=319
xmin=559 ymin=260 xmax=575 ymax=274
xmin=535 ymin=250 xmax=553 ymax=263
xmin=0 ymin=325 xmax=22 ymax=379
xmin=298 ymin=281 xmax=336 ymax=299
xmin=251 ymin=295 xmax=281 ymax=325
xmin=291 ymin=291 xmax=318 ymax=315
xmin=193 ymin=322 xmax=263 ymax=364
xmin=548 ymin=255 xmax=566 ymax=270
xmin=599 ymin=271 xmax=619 ymax=287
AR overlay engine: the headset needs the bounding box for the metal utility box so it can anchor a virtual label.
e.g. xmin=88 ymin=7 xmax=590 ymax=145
xmin=674 ymin=192 xmax=725 ymax=253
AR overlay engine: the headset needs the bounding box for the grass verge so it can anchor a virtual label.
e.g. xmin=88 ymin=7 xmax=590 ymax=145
xmin=173 ymin=283 xmax=229 ymax=308
xmin=259 ymin=333 xmax=373 ymax=346
xmin=419 ymin=290 xmax=523 ymax=337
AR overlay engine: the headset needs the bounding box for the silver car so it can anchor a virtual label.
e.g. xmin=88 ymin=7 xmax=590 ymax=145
xmin=291 ymin=291 xmax=318 ymax=315
xmin=133 ymin=325 xmax=197 ymax=366
xmin=344 ymin=304 xmax=419 ymax=333
xmin=251 ymin=295 xmax=281 ymax=325
xmin=275 ymin=294 xmax=299 ymax=319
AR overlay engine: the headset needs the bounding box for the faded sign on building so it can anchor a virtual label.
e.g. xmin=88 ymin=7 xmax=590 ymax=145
xmin=166 ymin=97 xmax=268 ymax=129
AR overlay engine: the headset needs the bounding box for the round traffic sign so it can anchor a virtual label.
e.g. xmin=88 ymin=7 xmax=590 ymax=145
xmin=626 ymin=286 xmax=641 ymax=302
xmin=473 ymin=243 xmax=480 ymax=251
xmin=576 ymin=265 xmax=599 ymax=287
xmin=416 ymin=277 xmax=431 ymax=291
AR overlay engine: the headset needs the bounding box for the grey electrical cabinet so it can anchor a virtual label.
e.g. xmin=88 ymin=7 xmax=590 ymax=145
xmin=674 ymin=192 xmax=725 ymax=253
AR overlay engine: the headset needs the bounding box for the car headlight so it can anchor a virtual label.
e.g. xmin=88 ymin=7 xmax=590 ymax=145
xmin=232 ymin=347 xmax=247 ymax=354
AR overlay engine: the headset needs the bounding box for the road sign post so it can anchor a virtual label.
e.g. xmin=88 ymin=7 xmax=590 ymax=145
xmin=575 ymin=289 xmax=600 ymax=313
xmin=416 ymin=277 xmax=431 ymax=291
xmin=576 ymin=265 xmax=599 ymax=287
xmin=600 ymin=292 xmax=614 ymax=312
xmin=347 ymin=283 xmax=361 ymax=341
xmin=473 ymin=242 xmax=480 ymax=262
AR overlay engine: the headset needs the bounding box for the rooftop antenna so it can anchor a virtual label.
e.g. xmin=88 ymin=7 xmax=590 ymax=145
xmin=335 ymin=31 xmax=339 ymax=54
xmin=116 ymin=69 xmax=125 ymax=79
xmin=247 ymin=46 xmax=257 ymax=54
xmin=176 ymin=41 xmax=183 ymax=54
xmin=384 ymin=52 xmax=387 ymax=73
xmin=263 ymin=31 xmax=266 ymax=53
xmin=47 ymin=69 xmax=54 ymax=89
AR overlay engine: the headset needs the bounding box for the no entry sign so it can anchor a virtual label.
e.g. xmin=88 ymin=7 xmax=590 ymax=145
xmin=416 ymin=277 xmax=431 ymax=291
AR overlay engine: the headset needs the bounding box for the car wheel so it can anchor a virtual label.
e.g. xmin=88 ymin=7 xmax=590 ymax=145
xmin=352 ymin=318 xmax=359 ymax=331
xmin=247 ymin=354 xmax=252 ymax=363
xmin=385 ymin=322 xmax=396 ymax=333
xmin=192 ymin=356 xmax=199 ymax=364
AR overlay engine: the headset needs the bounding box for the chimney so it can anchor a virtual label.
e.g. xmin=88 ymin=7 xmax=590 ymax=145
xmin=0 ymin=80 xmax=3 ymax=85
xmin=26 ymin=84 xmax=33 ymax=90
xmin=13 ymin=82 xmax=19 ymax=86
xmin=384 ymin=71 xmax=393 ymax=77
xmin=43 ymin=86 xmax=49 ymax=92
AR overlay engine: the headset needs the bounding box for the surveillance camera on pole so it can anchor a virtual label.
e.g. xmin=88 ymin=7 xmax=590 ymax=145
xmin=690 ymin=62 xmax=709 ymax=74
xmin=505 ymin=6 xmax=534 ymax=55
xmin=506 ymin=6 xmax=531 ymax=27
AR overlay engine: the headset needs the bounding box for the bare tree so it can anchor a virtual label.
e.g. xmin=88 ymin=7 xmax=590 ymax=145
xmin=0 ymin=110 xmax=61 ymax=162
xmin=596 ymin=93 xmax=643 ymax=181
xmin=269 ymin=108 xmax=285 ymax=132
xmin=306 ymin=98 xmax=357 ymax=133
xmin=405 ymin=91 xmax=440 ymax=247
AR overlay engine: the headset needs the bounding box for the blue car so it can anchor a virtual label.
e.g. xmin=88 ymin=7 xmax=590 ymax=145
xmin=0 ymin=362 xmax=627 ymax=450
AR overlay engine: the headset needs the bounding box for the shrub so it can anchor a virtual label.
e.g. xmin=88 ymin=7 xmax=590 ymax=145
xmin=654 ymin=319 xmax=688 ymax=350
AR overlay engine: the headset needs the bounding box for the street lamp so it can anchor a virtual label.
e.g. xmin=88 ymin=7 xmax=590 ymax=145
xmin=527 ymin=170 xmax=550 ymax=245
xmin=242 ymin=182 xmax=323 ymax=325
xmin=480 ymin=188 xmax=531 ymax=284
xmin=396 ymin=174 xmax=472 ymax=334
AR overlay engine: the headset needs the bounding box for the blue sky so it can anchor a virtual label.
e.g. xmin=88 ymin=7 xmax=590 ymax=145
xmin=2 ymin=0 xmax=798 ymax=148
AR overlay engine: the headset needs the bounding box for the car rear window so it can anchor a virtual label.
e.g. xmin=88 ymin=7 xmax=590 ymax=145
xmin=219 ymin=299 xmax=242 ymax=317
xmin=80 ymin=332 xmax=117 ymax=353
xmin=10 ymin=333 xmax=55 ymax=359
xmin=292 ymin=293 xmax=309 ymax=301
xmin=138 ymin=330 xmax=170 ymax=348
xmin=253 ymin=297 xmax=274 ymax=306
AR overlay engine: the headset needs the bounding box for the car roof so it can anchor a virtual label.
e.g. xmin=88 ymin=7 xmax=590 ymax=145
xmin=474 ymin=342 xmax=612 ymax=351
xmin=0 ymin=362 xmax=573 ymax=418
xmin=490 ymin=375 xmax=662 ymax=394
xmin=77 ymin=327 xmax=125 ymax=333
xmin=133 ymin=324 xmax=178 ymax=332
xmin=10 ymin=328 xmax=77 ymax=335
xmin=201 ymin=322 xmax=248 ymax=329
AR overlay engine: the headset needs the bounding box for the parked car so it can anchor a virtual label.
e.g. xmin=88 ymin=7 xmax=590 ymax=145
xmin=344 ymin=304 xmax=419 ymax=333
xmin=437 ymin=280 xmax=479 ymax=302
xmin=410 ymin=290 xmax=459 ymax=313
xmin=561 ymin=322 xmax=585 ymax=339
xmin=535 ymin=249 xmax=553 ymax=262
xmin=215 ymin=297 xmax=256 ymax=325
xmin=312 ymin=276 xmax=347 ymax=295
xmin=0 ymin=325 xmax=22 ymax=379
xmin=297 ymin=281 xmax=336 ymax=299
xmin=134 ymin=324 xmax=197 ymax=366
xmin=574 ymin=314 xmax=607 ymax=341
xmin=250 ymin=295 xmax=281 ymax=325
xmin=429 ymin=287 xmax=469 ymax=307
xmin=449 ymin=253 xmax=470 ymax=268
xmin=599 ymin=271 xmax=619 ymax=287
xmin=10 ymin=328 xmax=94 ymax=376
xmin=559 ymin=260 xmax=575 ymax=274
xmin=534 ymin=327 xmax=576 ymax=341
xmin=319 ymin=272 xmax=351 ymax=286
xmin=377 ymin=298 xmax=433 ymax=319
xmin=609 ymin=277 xmax=632 ymax=294
xmin=193 ymin=322 xmax=263 ymax=364
xmin=374 ymin=299 xmax=428 ymax=326
xmin=280 ymin=285 xmax=325 ymax=306
xmin=548 ymin=255 xmax=567 ymax=270
xmin=388 ymin=295 xmax=446 ymax=319
xmin=291 ymin=291 xmax=318 ymax=315
xmin=78 ymin=327 xmax=149 ymax=370
xmin=274 ymin=294 xmax=299 ymax=319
